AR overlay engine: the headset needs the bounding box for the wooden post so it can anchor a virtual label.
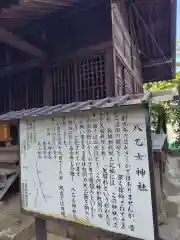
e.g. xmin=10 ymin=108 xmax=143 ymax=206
xmin=35 ymin=217 xmax=47 ymax=240
xmin=105 ymin=47 xmax=115 ymax=97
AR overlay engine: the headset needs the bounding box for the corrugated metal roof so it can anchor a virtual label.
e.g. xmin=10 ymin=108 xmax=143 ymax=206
xmin=0 ymin=90 xmax=177 ymax=122
xmin=0 ymin=94 xmax=144 ymax=121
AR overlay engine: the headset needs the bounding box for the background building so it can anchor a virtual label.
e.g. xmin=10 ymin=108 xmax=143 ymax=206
xmin=0 ymin=0 xmax=177 ymax=113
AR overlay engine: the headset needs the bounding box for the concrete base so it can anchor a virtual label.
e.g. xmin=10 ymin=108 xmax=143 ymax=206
xmin=0 ymin=194 xmax=34 ymax=240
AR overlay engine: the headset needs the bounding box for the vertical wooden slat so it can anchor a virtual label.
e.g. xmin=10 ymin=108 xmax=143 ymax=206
xmin=76 ymin=54 xmax=107 ymax=101
xmin=43 ymin=65 xmax=53 ymax=106
xmin=74 ymin=62 xmax=78 ymax=101
xmin=105 ymin=47 xmax=115 ymax=97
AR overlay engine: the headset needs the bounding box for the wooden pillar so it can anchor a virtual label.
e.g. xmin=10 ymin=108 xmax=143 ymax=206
xmin=105 ymin=46 xmax=115 ymax=97
xmin=43 ymin=64 xmax=53 ymax=106
xmin=35 ymin=218 xmax=47 ymax=240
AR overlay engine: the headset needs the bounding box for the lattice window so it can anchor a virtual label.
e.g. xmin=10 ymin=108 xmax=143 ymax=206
xmin=124 ymin=68 xmax=133 ymax=94
xmin=76 ymin=55 xmax=106 ymax=101
xmin=124 ymin=38 xmax=132 ymax=66
xmin=52 ymin=62 xmax=76 ymax=105
xmin=116 ymin=58 xmax=124 ymax=96
xmin=0 ymin=80 xmax=10 ymax=114
xmin=0 ymin=72 xmax=43 ymax=113
xmin=10 ymin=76 xmax=27 ymax=111
xmin=27 ymin=73 xmax=43 ymax=109
xmin=134 ymin=81 xmax=143 ymax=94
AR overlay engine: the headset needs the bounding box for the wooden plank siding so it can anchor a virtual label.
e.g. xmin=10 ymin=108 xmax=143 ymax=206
xmin=0 ymin=69 xmax=43 ymax=114
xmin=112 ymin=1 xmax=143 ymax=96
xmin=0 ymin=0 xmax=145 ymax=114
xmin=52 ymin=45 xmax=114 ymax=105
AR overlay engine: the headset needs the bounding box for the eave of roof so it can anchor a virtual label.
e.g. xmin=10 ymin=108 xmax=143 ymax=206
xmin=0 ymin=89 xmax=177 ymax=121
xmin=131 ymin=0 xmax=177 ymax=82
xmin=0 ymin=0 xmax=80 ymax=31
xmin=0 ymin=0 xmax=177 ymax=83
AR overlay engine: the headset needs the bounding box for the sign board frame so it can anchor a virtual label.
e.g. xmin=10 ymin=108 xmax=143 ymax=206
xmin=19 ymin=103 xmax=159 ymax=240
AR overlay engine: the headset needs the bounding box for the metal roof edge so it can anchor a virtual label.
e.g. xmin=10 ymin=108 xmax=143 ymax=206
xmin=0 ymin=90 xmax=178 ymax=122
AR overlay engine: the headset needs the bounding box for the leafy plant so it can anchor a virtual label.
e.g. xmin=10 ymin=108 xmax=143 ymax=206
xmin=150 ymin=104 xmax=167 ymax=134
xmin=144 ymin=73 xmax=180 ymax=143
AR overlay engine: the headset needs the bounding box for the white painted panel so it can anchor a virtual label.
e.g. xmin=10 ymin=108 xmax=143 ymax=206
xmin=20 ymin=108 xmax=155 ymax=240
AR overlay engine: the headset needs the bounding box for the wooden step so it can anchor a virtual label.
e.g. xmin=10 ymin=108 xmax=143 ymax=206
xmin=0 ymin=170 xmax=19 ymax=200
xmin=0 ymin=163 xmax=19 ymax=170
xmin=0 ymin=146 xmax=19 ymax=165
xmin=0 ymin=168 xmax=17 ymax=176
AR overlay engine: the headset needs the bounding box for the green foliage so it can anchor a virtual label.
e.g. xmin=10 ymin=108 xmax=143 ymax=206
xmin=150 ymin=104 xmax=167 ymax=134
xmin=144 ymin=39 xmax=180 ymax=143
xmin=144 ymin=73 xmax=180 ymax=142
xmin=144 ymin=78 xmax=179 ymax=93
xmin=144 ymin=73 xmax=180 ymax=124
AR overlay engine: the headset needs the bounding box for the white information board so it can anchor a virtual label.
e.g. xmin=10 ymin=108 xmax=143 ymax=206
xmin=20 ymin=107 xmax=156 ymax=240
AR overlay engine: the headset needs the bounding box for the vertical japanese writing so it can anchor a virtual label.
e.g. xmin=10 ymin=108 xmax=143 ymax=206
xmin=43 ymin=141 xmax=47 ymax=159
xmin=21 ymin=181 xmax=28 ymax=209
xmin=96 ymin=172 xmax=103 ymax=219
xmin=133 ymin=124 xmax=148 ymax=192
xmin=68 ymin=119 xmax=75 ymax=181
xmin=26 ymin=121 xmax=31 ymax=150
xmin=108 ymin=127 xmax=115 ymax=186
xmin=57 ymin=122 xmax=63 ymax=180
xmin=75 ymin=119 xmax=80 ymax=177
xmin=37 ymin=142 xmax=42 ymax=159
xmin=21 ymin=109 xmax=154 ymax=238
xmin=52 ymin=118 xmax=57 ymax=160
xmin=32 ymin=120 xmax=37 ymax=143
xmin=112 ymin=192 xmax=118 ymax=228
xmin=62 ymin=116 xmax=67 ymax=146
xmin=87 ymin=120 xmax=95 ymax=218
xmin=47 ymin=127 xmax=51 ymax=136
xmin=72 ymin=188 xmax=76 ymax=218
xmin=118 ymin=174 xmax=125 ymax=229
xmin=100 ymin=113 xmax=106 ymax=159
xmin=59 ymin=185 xmax=65 ymax=217
xmin=80 ymin=120 xmax=89 ymax=219
xmin=93 ymin=121 xmax=99 ymax=168
xmin=114 ymin=113 xmax=121 ymax=168
xmin=47 ymin=141 xmax=52 ymax=160
xmin=103 ymin=168 xmax=110 ymax=226
xmin=122 ymin=115 xmax=135 ymax=232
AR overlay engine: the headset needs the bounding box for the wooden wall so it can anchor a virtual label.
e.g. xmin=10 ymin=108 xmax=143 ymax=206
xmin=0 ymin=68 xmax=43 ymax=113
xmin=0 ymin=0 xmax=144 ymax=114
xmin=51 ymin=42 xmax=114 ymax=105
xmin=112 ymin=1 xmax=143 ymax=96
xmin=19 ymin=0 xmax=112 ymax=59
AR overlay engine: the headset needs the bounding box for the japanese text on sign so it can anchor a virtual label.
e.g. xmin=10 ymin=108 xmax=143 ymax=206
xmin=20 ymin=108 xmax=155 ymax=240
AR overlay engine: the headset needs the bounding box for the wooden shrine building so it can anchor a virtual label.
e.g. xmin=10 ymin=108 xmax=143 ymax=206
xmin=0 ymin=0 xmax=177 ymax=203
xmin=0 ymin=0 xmax=177 ymax=113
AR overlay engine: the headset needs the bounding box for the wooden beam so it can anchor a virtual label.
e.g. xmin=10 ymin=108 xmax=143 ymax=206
xmin=31 ymin=0 xmax=73 ymax=7
xmin=0 ymin=8 xmax=41 ymax=19
xmin=3 ymin=4 xmax=53 ymax=16
xmin=0 ymin=28 xmax=45 ymax=58
xmin=0 ymin=60 xmax=41 ymax=78
xmin=143 ymin=59 xmax=172 ymax=68
xmin=21 ymin=1 xmax=60 ymax=10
